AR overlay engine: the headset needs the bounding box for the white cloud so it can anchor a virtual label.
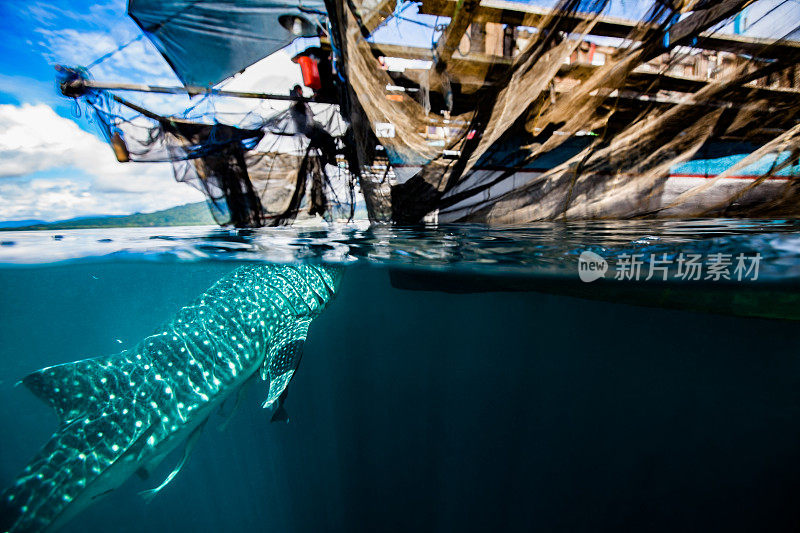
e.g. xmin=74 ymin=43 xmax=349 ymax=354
xmin=0 ymin=0 xmax=317 ymax=222
xmin=0 ymin=177 xmax=204 ymax=222
xmin=27 ymin=0 xmax=124 ymax=28
xmin=0 ymin=103 xmax=143 ymax=179
xmin=29 ymin=0 xmax=179 ymax=96
xmin=0 ymin=103 xmax=204 ymax=221
xmin=37 ymin=27 xmax=178 ymax=86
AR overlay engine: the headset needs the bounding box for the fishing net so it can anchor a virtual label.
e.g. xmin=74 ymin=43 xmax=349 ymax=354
xmin=58 ymin=67 xmax=357 ymax=227
xmin=61 ymin=0 xmax=800 ymax=226
xmin=326 ymin=0 xmax=800 ymax=223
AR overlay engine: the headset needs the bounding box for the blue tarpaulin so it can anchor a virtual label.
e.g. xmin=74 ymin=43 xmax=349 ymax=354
xmin=128 ymin=0 xmax=327 ymax=87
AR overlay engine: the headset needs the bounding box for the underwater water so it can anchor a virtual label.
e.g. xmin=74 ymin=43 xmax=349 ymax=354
xmin=1 ymin=222 xmax=800 ymax=532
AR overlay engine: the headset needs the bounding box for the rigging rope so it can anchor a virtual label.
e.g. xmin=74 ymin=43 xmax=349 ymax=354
xmin=85 ymin=33 xmax=146 ymax=70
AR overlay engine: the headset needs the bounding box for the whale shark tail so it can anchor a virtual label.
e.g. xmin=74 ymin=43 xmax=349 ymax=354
xmin=1 ymin=354 xmax=152 ymax=533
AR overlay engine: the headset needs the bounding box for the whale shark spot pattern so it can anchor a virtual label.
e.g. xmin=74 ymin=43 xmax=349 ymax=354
xmin=0 ymin=263 xmax=342 ymax=533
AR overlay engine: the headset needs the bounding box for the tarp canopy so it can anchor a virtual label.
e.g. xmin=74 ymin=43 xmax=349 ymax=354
xmin=128 ymin=0 xmax=327 ymax=87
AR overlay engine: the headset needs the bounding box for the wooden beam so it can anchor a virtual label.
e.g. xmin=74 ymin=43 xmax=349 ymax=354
xmin=359 ymin=0 xmax=397 ymax=34
xmin=433 ymin=0 xmax=482 ymax=68
xmin=560 ymin=63 xmax=800 ymax=104
xmin=649 ymin=0 xmax=756 ymax=58
xmin=370 ymin=42 xmax=510 ymax=64
xmin=369 ymin=43 xmax=800 ymax=103
xmin=419 ymin=0 xmax=800 ymax=60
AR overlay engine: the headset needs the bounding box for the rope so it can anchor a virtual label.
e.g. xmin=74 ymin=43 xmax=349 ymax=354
xmin=86 ymin=33 xmax=145 ymax=70
xmin=86 ymin=0 xmax=207 ymax=71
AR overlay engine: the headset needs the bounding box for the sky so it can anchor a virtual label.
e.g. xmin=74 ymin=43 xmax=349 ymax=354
xmin=0 ymin=0 xmax=797 ymax=222
xmin=0 ymin=0 xmax=211 ymax=222
xmin=0 ymin=0 xmax=311 ymax=222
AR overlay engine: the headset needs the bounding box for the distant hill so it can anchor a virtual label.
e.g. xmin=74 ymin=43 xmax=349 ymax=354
xmin=0 ymin=219 xmax=47 ymax=229
xmin=3 ymin=202 xmax=216 ymax=230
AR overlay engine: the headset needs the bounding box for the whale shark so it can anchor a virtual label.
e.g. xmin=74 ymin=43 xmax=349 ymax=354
xmin=0 ymin=263 xmax=342 ymax=532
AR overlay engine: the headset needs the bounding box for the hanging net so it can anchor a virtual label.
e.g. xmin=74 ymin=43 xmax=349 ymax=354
xmin=58 ymin=67 xmax=357 ymax=227
xmin=327 ymin=0 xmax=800 ymax=223
xmin=59 ymin=0 xmax=800 ymax=226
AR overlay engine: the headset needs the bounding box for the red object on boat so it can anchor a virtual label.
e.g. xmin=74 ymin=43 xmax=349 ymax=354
xmin=587 ymin=42 xmax=596 ymax=63
xmin=297 ymin=56 xmax=321 ymax=90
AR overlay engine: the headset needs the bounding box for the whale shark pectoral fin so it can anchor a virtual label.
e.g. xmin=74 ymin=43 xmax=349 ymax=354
xmin=261 ymin=370 xmax=295 ymax=411
xmin=260 ymin=319 xmax=312 ymax=382
xmin=139 ymin=419 xmax=207 ymax=503
xmin=260 ymin=318 xmax=311 ymax=415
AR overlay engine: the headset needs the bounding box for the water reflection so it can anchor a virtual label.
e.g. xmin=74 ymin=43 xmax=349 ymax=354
xmin=2 ymin=220 xmax=800 ymax=280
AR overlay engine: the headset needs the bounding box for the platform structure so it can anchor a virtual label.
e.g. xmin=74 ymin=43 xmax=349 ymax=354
xmin=337 ymin=0 xmax=800 ymax=141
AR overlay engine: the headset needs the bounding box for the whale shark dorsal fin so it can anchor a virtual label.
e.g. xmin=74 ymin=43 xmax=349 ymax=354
xmin=21 ymin=354 xmax=125 ymax=425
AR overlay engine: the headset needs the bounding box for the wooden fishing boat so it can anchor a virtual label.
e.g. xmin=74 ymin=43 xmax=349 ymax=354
xmin=59 ymin=0 xmax=800 ymax=226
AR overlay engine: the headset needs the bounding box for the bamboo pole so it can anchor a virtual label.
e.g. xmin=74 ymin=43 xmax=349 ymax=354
xmin=81 ymin=80 xmax=330 ymax=103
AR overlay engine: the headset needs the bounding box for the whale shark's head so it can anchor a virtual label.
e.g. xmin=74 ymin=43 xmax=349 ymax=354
xmin=270 ymin=263 xmax=344 ymax=316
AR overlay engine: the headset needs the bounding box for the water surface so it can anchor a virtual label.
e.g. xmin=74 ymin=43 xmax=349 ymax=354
xmin=1 ymin=221 xmax=799 ymax=532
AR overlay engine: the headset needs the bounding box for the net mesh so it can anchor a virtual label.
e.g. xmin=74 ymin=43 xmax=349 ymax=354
xmin=59 ymin=68 xmax=358 ymax=227
xmin=61 ymin=0 xmax=800 ymax=226
xmin=328 ymin=0 xmax=800 ymax=223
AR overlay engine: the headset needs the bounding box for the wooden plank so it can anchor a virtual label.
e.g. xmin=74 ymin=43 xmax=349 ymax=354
xmin=369 ymin=43 xmax=800 ymax=103
xmin=419 ymin=0 xmax=800 ymax=59
xmin=434 ymin=0 xmax=482 ymax=68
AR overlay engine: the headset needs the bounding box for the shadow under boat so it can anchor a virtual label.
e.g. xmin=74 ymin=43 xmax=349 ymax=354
xmin=389 ymin=268 xmax=800 ymax=321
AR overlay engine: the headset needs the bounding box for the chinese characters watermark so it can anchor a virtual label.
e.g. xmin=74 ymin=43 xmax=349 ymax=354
xmin=578 ymin=252 xmax=761 ymax=283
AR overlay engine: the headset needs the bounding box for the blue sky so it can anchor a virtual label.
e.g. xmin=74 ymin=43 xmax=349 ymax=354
xmin=0 ymin=0 xmax=203 ymax=222
xmin=0 ymin=0 xmax=797 ymax=222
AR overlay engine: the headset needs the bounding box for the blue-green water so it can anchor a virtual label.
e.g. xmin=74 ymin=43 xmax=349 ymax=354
xmin=1 ymin=222 xmax=800 ymax=532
